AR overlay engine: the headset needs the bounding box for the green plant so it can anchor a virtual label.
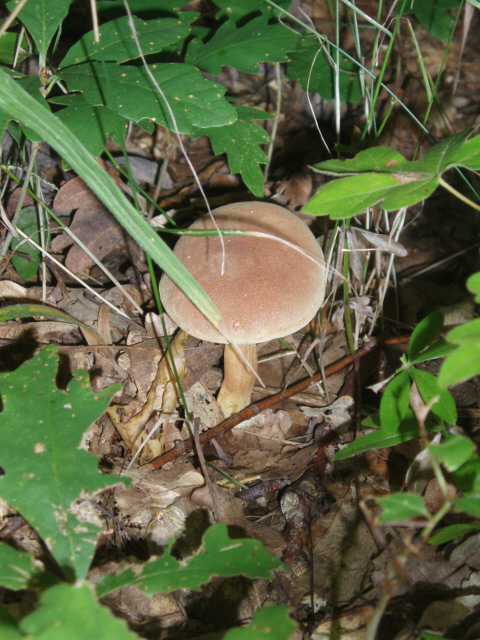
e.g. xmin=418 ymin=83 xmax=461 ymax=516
xmin=0 ymin=347 xmax=294 ymax=638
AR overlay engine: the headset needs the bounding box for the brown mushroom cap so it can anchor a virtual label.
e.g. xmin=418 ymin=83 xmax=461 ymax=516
xmin=159 ymin=201 xmax=326 ymax=344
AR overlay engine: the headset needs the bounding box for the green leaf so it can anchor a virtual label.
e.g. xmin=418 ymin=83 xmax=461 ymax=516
xmin=408 ymin=341 xmax=455 ymax=366
xmin=0 ymin=609 xmax=22 ymax=640
xmin=380 ymin=371 xmax=412 ymax=431
xmin=60 ymin=16 xmax=191 ymax=67
xmin=377 ymin=492 xmax=428 ymax=524
xmin=409 ymin=368 xmax=457 ymax=425
xmin=467 ymin=271 xmax=480 ymax=301
xmin=11 ymin=206 xmax=41 ymax=281
xmin=0 ymin=544 xmax=38 ymax=590
xmin=97 ymin=523 xmax=283 ymax=598
xmin=420 ymin=633 xmax=449 ymax=640
xmin=429 ymin=523 xmax=480 ymax=546
xmin=224 ymin=606 xmax=297 ymax=640
xmin=0 ymin=347 xmax=123 ymax=578
xmin=0 ymin=33 xmax=27 ymax=65
xmin=60 ymin=62 xmax=237 ymax=134
xmin=0 ymin=68 xmax=221 ymax=328
xmin=411 ymin=0 xmax=461 ymax=41
xmin=186 ymin=16 xmax=298 ymax=74
xmin=54 ymin=97 xmax=128 ymax=158
xmin=334 ymin=423 xmax=421 ymax=461
xmin=202 ymin=109 xmax=269 ymax=196
xmin=438 ymin=342 xmax=480 ymax=387
xmin=454 ymin=495 xmax=480 ymax=518
xmin=20 ymin=583 xmax=138 ymax=639
xmin=453 ymin=456 xmax=480 ymax=493
xmin=286 ymin=35 xmax=362 ymax=104
xmin=7 ymin=0 xmax=73 ymax=60
xmin=314 ymin=146 xmax=406 ymax=175
xmin=429 ymin=436 xmax=476 ymax=472
xmin=448 ymin=135 xmax=480 ymax=171
xmin=212 ymin=0 xmax=292 ymax=20
xmin=303 ymin=173 xmax=401 ymax=219
xmin=443 ymin=318 xmax=480 ymax=345
xmin=408 ymin=312 xmax=444 ymax=361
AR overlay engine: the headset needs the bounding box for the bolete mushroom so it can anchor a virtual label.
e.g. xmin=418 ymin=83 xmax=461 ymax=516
xmin=159 ymin=201 xmax=326 ymax=417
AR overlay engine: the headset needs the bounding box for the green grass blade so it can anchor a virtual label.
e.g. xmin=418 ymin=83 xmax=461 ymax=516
xmin=0 ymin=68 xmax=221 ymax=327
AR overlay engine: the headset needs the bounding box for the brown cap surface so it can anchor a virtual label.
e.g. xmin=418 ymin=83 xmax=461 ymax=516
xmin=159 ymin=201 xmax=326 ymax=344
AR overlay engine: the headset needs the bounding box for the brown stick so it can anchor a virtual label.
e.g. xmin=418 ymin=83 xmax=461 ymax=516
xmin=150 ymin=338 xmax=378 ymax=469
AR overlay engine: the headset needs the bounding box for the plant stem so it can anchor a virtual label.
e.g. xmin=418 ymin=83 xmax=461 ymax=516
xmin=438 ymin=176 xmax=480 ymax=212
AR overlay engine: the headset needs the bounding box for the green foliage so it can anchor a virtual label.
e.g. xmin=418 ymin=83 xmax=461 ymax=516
xmin=11 ymin=206 xmax=41 ymax=280
xmin=0 ymin=347 xmax=122 ymax=578
xmin=224 ymin=606 xmax=296 ymax=639
xmin=304 ymin=136 xmax=480 ymax=219
xmin=0 ymin=544 xmax=39 ymax=590
xmin=97 ymin=523 xmax=283 ymax=597
xmin=429 ymin=436 xmax=476 ymax=472
xmin=405 ymin=0 xmax=462 ymax=42
xmin=377 ymin=493 xmax=428 ymax=524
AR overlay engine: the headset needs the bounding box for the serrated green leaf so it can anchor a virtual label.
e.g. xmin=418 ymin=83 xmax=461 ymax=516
xmin=60 ymin=62 xmax=237 ymax=134
xmin=0 ymin=68 xmax=222 ymax=327
xmin=0 ymin=347 xmax=123 ymax=578
xmin=303 ymin=173 xmax=401 ymax=218
xmin=314 ymin=146 xmax=406 ymax=175
xmin=20 ymin=583 xmax=138 ymax=639
xmin=187 ymin=16 xmax=298 ymax=74
xmin=378 ymin=492 xmax=428 ymax=524
xmin=454 ymin=495 xmax=480 ymax=518
xmin=202 ymin=113 xmax=269 ymax=196
xmin=409 ymin=368 xmax=457 ymax=425
xmin=408 ymin=312 xmax=444 ymax=360
xmin=11 ymin=206 xmax=41 ymax=281
xmin=429 ymin=436 xmax=475 ymax=472
xmin=439 ymin=343 xmax=480 ymax=387
xmin=429 ymin=523 xmax=480 ymax=546
xmin=54 ymin=97 xmax=128 ymax=158
xmin=7 ymin=0 xmax=72 ymax=60
xmin=97 ymin=523 xmax=283 ymax=598
xmin=224 ymin=606 xmax=296 ymax=640
xmin=0 ymin=544 xmax=38 ymax=590
xmin=286 ymin=35 xmax=362 ymax=104
xmin=60 ymin=16 xmax=190 ymax=67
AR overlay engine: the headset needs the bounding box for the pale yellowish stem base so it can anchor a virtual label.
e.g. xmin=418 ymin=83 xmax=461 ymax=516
xmin=217 ymin=344 xmax=257 ymax=418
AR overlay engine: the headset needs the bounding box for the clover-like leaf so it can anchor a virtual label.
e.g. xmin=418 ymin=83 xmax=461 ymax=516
xmin=0 ymin=347 xmax=123 ymax=579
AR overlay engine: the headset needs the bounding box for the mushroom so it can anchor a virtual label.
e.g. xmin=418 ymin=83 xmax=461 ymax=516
xmin=159 ymin=201 xmax=326 ymax=417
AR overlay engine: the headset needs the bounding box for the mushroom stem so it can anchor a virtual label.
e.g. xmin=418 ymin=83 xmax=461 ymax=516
xmin=217 ymin=344 xmax=257 ymax=418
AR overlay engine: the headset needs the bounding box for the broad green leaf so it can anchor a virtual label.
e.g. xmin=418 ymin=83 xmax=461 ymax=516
xmin=97 ymin=523 xmax=283 ymax=598
xmin=453 ymin=456 xmax=480 ymax=493
xmin=202 ymin=108 xmax=269 ymax=196
xmin=408 ymin=312 xmax=444 ymax=360
xmin=97 ymin=0 xmax=187 ymax=13
xmin=60 ymin=16 xmax=191 ymax=67
xmin=224 ymin=606 xmax=296 ymax=640
xmin=0 ymin=68 xmax=221 ymax=327
xmin=0 ymin=33 xmax=27 ymax=65
xmin=334 ymin=423 xmax=421 ymax=461
xmin=430 ymin=523 xmax=480 ymax=546
xmin=409 ymin=368 xmax=457 ymax=425
xmin=420 ymin=634 xmax=449 ymax=640
xmin=0 ymin=609 xmax=22 ymax=640
xmin=381 ymin=177 xmax=438 ymax=212
xmin=187 ymin=16 xmax=298 ymax=74
xmin=303 ymin=173 xmax=400 ymax=218
xmin=212 ymin=0 xmax=292 ymax=19
xmin=377 ymin=493 xmax=428 ymax=524
xmin=314 ymin=146 xmax=406 ymax=175
xmin=60 ymin=62 xmax=237 ymax=134
xmin=448 ymin=135 xmax=480 ymax=171
xmin=11 ymin=206 xmax=41 ymax=281
xmin=7 ymin=0 xmax=73 ymax=60
xmin=412 ymin=0 xmax=461 ymax=41
xmin=20 ymin=583 xmax=138 ymax=639
xmin=409 ymin=341 xmax=455 ymax=366
xmin=454 ymin=495 xmax=480 ymax=518
xmin=467 ymin=271 xmax=480 ymax=301
xmin=380 ymin=371 xmax=412 ymax=431
xmin=286 ymin=35 xmax=362 ymax=104
xmin=54 ymin=97 xmax=128 ymax=158
xmin=0 ymin=347 xmax=123 ymax=578
xmin=429 ymin=436 xmax=475 ymax=472
xmin=438 ymin=342 xmax=480 ymax=387
xmin=0 ymin=544 xmax=38 ymax=591
xmin=443 ymin=318 xmax=480 ymax=345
